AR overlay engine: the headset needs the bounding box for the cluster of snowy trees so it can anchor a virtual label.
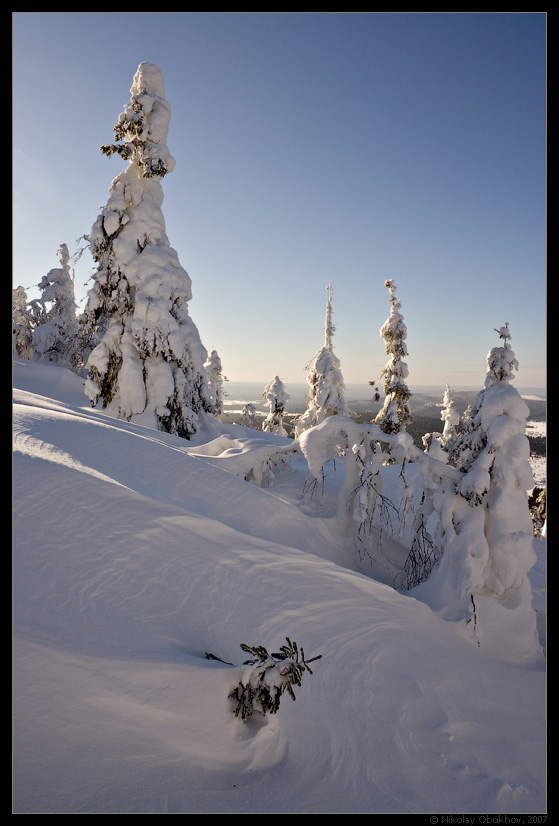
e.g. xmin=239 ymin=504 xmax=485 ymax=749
xmin=13 ymin=62 xmax=544 ymax=667
xmin=14 ymin=63 xmax=225 ymax=441
xmin=12 ymin=61 xmax=410 ymax=448
xmin=13 ymin=244 xmax=81 ymax=370
xmin=296 ymin=323 xmax=542 ymax=664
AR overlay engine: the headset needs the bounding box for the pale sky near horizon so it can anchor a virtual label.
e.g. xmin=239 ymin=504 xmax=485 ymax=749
xmin=13 ymin=13 xmax=546 ymax=389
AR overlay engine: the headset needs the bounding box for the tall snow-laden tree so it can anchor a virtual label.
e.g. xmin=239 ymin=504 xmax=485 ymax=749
xmin=31 ymin=244 xmax=81 ymax=371
xmin=12 ymin=286 xmax=34 ymax=359
xmin=204 ymin=350 xmax=227 ymax=419
xmin=262 ymin=376 xmax=290 ymax=436
xmin=374 ymin=279 xmax=412 ymax=435
xmin=82 ymin=62 xmax=213 ymax=439
xmin=417 ymin=325 xmax=542 ymax=665
xmin=294 ymin=283 xmax=348 ymax=437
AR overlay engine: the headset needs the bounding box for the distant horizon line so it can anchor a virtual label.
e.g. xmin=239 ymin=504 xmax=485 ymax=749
xmin=224 ymin=379 xmax=546 ymax=393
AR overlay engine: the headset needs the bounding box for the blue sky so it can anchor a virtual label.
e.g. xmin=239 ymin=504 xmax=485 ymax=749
xmin=13 ymin=13 xmax=546 ymax=389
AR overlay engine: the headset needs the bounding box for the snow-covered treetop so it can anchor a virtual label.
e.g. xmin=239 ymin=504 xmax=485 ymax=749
xmin=484 ymin=323 xmax=519 ymax=387
xmin=130 ymin=61 xmax=166 ymax=99
xmin=324 ymin=282 xmax=335 ymax=350
xmin=88 ymin=63 xmax=182 ymax=283
xmin=101 ymin=62 xmax=175 ymax=179
xmin=494 ymin=322 xmax=511 ymax=344
xmin=379 ymin=279 xmax=408 ymax=361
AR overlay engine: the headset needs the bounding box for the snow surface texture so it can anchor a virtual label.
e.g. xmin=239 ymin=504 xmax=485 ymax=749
xmin=13 ymin=358 xmax=545 ymax=813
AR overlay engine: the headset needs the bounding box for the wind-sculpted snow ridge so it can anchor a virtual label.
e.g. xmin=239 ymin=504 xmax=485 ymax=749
xmin=13 ymin=364 xmax=345 ymax=565
xmin=13 ymin=359 xmax=546 ymax=814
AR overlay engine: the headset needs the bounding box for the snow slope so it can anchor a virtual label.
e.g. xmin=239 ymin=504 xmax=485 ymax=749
xmin=12 ymin=358 xmax=546 ymax=814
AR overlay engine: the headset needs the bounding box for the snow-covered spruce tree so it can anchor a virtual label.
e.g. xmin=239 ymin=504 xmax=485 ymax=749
xmin=12 ymin=286 xmax=34 ymax=359
xmin=82 ymin=63 xmax=213 ymax=438
xmin=448 ymin=324 xmax=513 ymax=475
xmin=438 ymin=383 xmax=460 ymax=448
xmin=239 ymin=402 xmax=258 ymax=429
xmin=422 ymin=383 xmax=461 ymax=461
xmin=415 ymin=325 xmax=542 ymax=665
xmin=293 ymin=283 xmax=348 ymax=437
xmin=374 ymin=279 xmax=412 ymax=435
xmin=31 ymin=244 xmax=81 ymax=371
xmin=204 ymin=350 xmax=227 ymax=419
xmin=262 ymin=376 xmax=290 ymax=436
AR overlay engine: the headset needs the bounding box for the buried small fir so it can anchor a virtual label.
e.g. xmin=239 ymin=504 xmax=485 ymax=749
xmin=227 ymin=638 xmax=322 ymax=723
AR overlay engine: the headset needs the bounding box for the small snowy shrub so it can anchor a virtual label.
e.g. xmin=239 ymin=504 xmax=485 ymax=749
xmin=239 ymin=402 xmax=258 ymax=429
xmin=228 ymin=638 xmax=322 ymax=723
xmin=262 ymin=376 xmax=290 ymax=436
